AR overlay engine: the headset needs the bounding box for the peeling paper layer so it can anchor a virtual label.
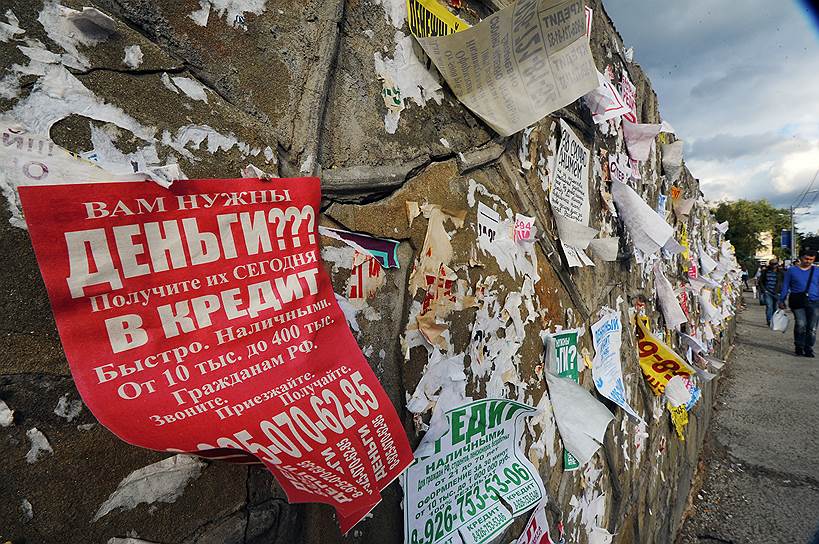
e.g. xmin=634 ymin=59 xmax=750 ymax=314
xmin=588 ymin=238 xmax=619 ymax=261
xmin=92 ymin=455 xmax=206 ymax=522
xmin=374 ymin=31 xmax=442 ymax=134
xmin=622 ymin=121 xmax=661 ymax=162
xmin=654 ymin=263 xmax=687 ymax=329
xmin=583 ymin=70 xmax=630 ymax=124
xmin=187 ymin=0 xmax=267 ymax=29
xmin=611 ymin=181 xmax=673 ymax=255
xmin=37 ymin=2 xmax=116 ymax=70
xmin=544 ymin=373 xmax=614 ymax=466
xmin=661 ymin=140 xmax=683 ymax=181
xmin=416 ymin=0 xmax=597 ymax=136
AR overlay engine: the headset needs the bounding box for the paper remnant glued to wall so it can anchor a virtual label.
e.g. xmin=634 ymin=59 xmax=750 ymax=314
xmin=407 ymin=0 xmax=469 ymax=37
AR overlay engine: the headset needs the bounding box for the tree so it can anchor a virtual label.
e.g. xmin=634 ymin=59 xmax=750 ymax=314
xmin=713 ymin=200 xmax=793 ymax=271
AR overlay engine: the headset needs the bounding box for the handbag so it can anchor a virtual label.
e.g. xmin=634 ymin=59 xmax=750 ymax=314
xmin=788 ymin=265 xmax=815 ymax=310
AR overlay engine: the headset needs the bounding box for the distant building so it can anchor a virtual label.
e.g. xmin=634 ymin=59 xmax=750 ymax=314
xmin=755 ymin=231 xmax=775 ymax=261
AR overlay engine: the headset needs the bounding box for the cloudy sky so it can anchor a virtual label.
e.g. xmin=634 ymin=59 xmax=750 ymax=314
xmin=605 ymin=1 xmax=819 ymax=232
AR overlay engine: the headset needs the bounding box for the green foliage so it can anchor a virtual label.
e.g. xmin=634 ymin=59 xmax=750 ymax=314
xmin=713 ymin=200 xmax=793 ymax=270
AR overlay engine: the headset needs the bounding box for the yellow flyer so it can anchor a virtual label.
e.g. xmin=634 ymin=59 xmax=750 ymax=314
xmin=634 ymin=316 xmax=694 ymax=395
xmin=668 ymin=402 xmax=688 ymax=440
xmin=407 ymin=0 xmax=469 ymax=37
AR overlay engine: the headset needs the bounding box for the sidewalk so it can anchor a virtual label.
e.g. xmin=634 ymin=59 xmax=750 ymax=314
xmin=677 ymin=294 xmax=819 ymax=543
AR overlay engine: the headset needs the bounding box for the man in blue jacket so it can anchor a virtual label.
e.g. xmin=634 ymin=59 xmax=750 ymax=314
xmin=779 ymin=249 xmax=819 ymax=356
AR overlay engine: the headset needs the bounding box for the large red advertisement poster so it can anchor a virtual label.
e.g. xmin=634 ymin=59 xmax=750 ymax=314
xmin=18 ymin=177 xmax=412 ymax=531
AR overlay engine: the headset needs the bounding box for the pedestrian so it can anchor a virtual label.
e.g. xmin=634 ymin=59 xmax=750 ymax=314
xmin=741 ymin=267 xmax=749 ymax=290
xmin=779 ymin=249 xmax=819 ymax=357
xmin=758 ymin=259 xmax=783 ymax=326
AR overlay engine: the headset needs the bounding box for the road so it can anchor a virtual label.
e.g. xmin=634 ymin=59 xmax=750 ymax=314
xmin=677 ymin=292 xmax=819 ymax=544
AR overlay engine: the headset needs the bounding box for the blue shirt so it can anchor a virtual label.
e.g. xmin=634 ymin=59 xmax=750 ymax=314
xmin=780 ymin=265 xmax=819 ymax=302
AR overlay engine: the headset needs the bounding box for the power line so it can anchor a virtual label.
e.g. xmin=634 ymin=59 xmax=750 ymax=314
xmin=792 ymin=165 xmax=819 ymax=209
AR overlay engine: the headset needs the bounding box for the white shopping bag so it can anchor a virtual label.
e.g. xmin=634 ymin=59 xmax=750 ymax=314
xmin=771 ymin=310 xmax=789 ymax=332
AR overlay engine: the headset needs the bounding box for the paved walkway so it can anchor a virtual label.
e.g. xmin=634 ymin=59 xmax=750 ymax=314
xmin=677 ymin=293 xmax=819 ymax=544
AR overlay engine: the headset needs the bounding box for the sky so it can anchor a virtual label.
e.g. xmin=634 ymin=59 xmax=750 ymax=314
xmin=605 ymin=1 xmax=819 ymax=233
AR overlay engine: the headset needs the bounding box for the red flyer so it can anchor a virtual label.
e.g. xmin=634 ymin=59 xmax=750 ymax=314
xmin=18 ymin=177 xmax=412 ymax=531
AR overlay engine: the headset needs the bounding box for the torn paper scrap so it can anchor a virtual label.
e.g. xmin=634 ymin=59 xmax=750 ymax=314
xmin=589 ymin=527 xmax=615 ymax=544
xmin=0 ymin=10 xmax=24 ymax=43
xmin=611 ymin=181 xmax=673 ymax=255
xmin=415 ymin=0 xmax=598 ymax=136
xmin=620 ymin=70 xmax=637 ymax=123
xmin=21 ymin=498 xmax=33 ymax=521
xmin=544 ymin=373 xmax=614 ymax=466
xmin=660 ymin=120 xmax=675 ymax=134
xmin=122 ymin=45 xmax=143 ymax=69
xmin=93 ymin=455 xmax=206 ymax=522
xmin=584 ymin=71 xmax=630 ymax=124
xmin=589 ymin=238 xmax=619 ymax=261
xmin=673 ymin=198 xmax=695 ymax=219
xmin=402 ymin=399 xmax=546 ymax=544
xmin=664 ymin=376 xmax=692 ymax=408
xmin=517 ymin=501 xmax=556 ymax=544
xmin=240 ymin=163 xmax=275 ymax=179
xmin=408 ymin=204 xmax=459 ymax=294
xmin=563 ymin=244 xmax=595 ymax=268
xmin=608 ymin=152 xmax=632 ymax=185
xmin=654 ymin=263 xmax=688 ymax=329
xmin=590 ymin=311 xmax=642 ymax=420
xmin=0 ymin=399 xmax=13 ymax=426
xmin=622 ymin=121 xmax=661 ymax=162
xmin=514 ymin=213 xmax=537 ymax=242
xmin=187 ymin=0 xmax=267 ymax=29
xmin=661 ymin=140 xmax=684 ymax=181
xmin=54 ymin=393 xmax=83 ymax=422
xmin=25 ymin=427 xmax=53 ymax=463
xmin=407 ymin=0 xmax=469 ymax=37
xmin=171 ymin=76 xmax=209 ymax=103
xmin=716 ymin=221 xmax=729 ymax=235
xmin=699 ymin=248 xmax=718 ymax=275
xmin=319 ymin=227 xmax=400 ymax=268
xmin=108 ymin=539 xmax=164 ymax=544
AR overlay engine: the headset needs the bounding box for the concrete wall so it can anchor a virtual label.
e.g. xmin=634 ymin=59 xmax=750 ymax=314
xmin=0 ymin=1 xmax=735 ymax=542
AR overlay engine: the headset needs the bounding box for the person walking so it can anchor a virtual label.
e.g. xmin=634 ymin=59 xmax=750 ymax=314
xmin=741 ymin=267 xmax=750 ymax=290
xmin=779 ymin=249 xmax=819 ymax=357
xmin=759 ymin=259 xmax=783 ymax=326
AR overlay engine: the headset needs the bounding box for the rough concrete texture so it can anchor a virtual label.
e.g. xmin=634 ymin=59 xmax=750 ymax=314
xmin=1 ymin=1 xmax=737 ymax=543
xmin=678 ymin=298 xmax=819 ymax=544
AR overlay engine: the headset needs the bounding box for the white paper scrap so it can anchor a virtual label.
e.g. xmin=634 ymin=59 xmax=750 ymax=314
xmin=21 ymin=498 xmax=33 ymax=521
xmin=0 ymin=10 xmax=24 ymax=43
xmin=611 ymin=181 xmax=673 ymax=255
xmin=654 ymin=263 xmax=688 ymax=329
xmin=122 ymin=45 xmax=143 ymax=69
xmin=664 ymin=376 xmax=691 ymax=408
xmin=545 ymin=373 xmax=614 ymax=466
xmin=0 ymin=399 xmax=13 ymax=426
xmin=92 ymin=455 xmax=206 ymax=522
xmin=415 ymin=0 xmax=598 ymax=136
xmin=171 ymin=76 xmax=209 ymax=103
xmin=584 ymin=71 xmax=630 ymax=124
xmin=54 ymin=393 xmax=83 ymax=422
xmin=25 ymin=428 xmax=53 ymax=463
xmin=622 ymin=121 xmax=661 ymax=162
xmin=590 ymin=311 xmax=642 ymax=420
xmin=661 ymin=140 xmax=684 ymax=181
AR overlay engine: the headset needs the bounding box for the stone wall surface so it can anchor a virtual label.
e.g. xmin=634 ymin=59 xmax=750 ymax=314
xmin=0 ymin=1 xmax=737 ymax=543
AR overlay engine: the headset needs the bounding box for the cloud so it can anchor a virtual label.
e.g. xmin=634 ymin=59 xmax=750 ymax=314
xmin=604 ymin=0 xmax=819 ymax=238
xmin=685 ymin=132 xmax=806 ymax=161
